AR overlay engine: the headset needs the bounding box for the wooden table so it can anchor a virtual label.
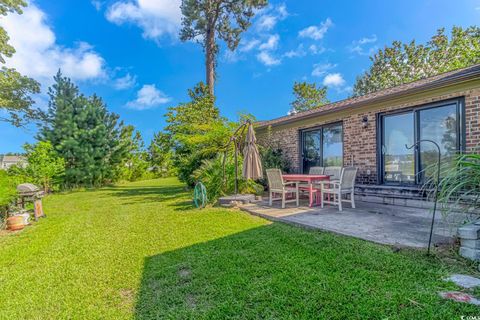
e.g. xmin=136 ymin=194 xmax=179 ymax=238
xmin=282 ymin=174 xmax=330 ymax=207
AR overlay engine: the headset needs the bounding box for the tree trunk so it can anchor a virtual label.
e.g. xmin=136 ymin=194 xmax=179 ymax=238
xmin=205 ymin=23 xmax=215 ymax=96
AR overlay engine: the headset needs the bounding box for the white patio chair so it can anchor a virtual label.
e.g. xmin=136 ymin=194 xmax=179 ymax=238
xmin=324 ymin=166 xmax=342 ymax=181
xmin=266 ymin=168 xmax=299 ymax=208
xmin=320 ymin=167 xmax=358 ymax=211
xmin=309 ymin=166 xmax=324 ymax=175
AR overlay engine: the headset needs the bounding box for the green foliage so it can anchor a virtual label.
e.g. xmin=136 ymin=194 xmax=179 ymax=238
xmin=119 ymin=126 xmax=150 ymax=182
xmin=165 ymin=82 xmax=232 ymax=186
xmin=180 ymin=0 xmax=268 ymax=93
xmin=435 ymin=153 xmax=480 ymax=218
xmin=258 ymin=146 xmax=291 ymax=187
xmin=0 ymin=0 xmax=42 ymax=126
xmin=21 ymin=141 xmax=65 ymax=192
xmin=290 ymin=81 xmax=329 ymax=113
xmin=148 ymin=131 xmax=174 ymax=177
xmin=38 ymin=71 xmax=129 ymax=188
xmin=353 ymin=26 xmax=480 ymax=96
xmin=0 ymin=170 xmax=16 ymax=213
xmin=193 ymin=154 xmax=263 ymax=203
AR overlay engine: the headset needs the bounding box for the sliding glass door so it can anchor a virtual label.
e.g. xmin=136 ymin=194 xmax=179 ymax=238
xmin=418 ymin=104 xmax=459 ymax=181
xmin=302 ymin=123 xmax=343 ymax=173
xmin=382 ymin=112 xmax=415 ymax=184
xmin=302 ymin=129 xmax=322 ymax=173
xmin=380 ymin=99 xmax=463 ymax=185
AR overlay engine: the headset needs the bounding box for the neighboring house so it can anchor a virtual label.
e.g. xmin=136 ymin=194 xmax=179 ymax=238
xmin=0 ymin=155 xmax=26 ymax=170
xmin=256 ymin=64 xmax=480 ymax=200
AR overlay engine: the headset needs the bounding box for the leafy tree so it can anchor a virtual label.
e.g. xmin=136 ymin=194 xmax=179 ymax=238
xmin=180 ymin=0 xmax=268 ymax=95
xmin=22 ymin=141 xmax=65 ymax=192
xmin=119 ymin=125 xmax=150 ymax=181
xmin=0 ymin=0 xmax=42 ymax=126
xmin=353 ymin=26 xmax=480 ymax=96
xmin=148 ymin=131 xmax=174 ymax=177
xmin=38 ymin=71 xmax=128 ymax=187
xmin=165 ymin=82 xmax=232 ymax=186
xmin=290 ymin=81 xmax=329 ymax=113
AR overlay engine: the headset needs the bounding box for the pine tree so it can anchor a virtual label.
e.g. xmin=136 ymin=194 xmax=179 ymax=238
xmin=39 ymin=71 xmax=128 ymax=187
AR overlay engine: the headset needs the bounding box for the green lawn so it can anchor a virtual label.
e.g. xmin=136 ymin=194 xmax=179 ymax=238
xmin=0 ymin=178 xmax=479 ymax=319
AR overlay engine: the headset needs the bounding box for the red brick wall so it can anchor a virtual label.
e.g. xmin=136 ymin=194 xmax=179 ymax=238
xmin=258 ymin=87 xmax=480 ymax=185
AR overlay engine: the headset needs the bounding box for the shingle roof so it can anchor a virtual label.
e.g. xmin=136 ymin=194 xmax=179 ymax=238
xmin=1 ymin=155 xmax=25 ymax=162
xmin=257 ymin=64 xmax=480 ymax=128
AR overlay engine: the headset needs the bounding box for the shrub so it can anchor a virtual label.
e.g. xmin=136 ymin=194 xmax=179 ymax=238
xmin=193 ymin=154 xmax=263 ymax=204
xmin=0 ymin=170 xmax=17 ymax=226
xmin=7 ymin=142 xmax=65 ymax=193
xmin=436 ymin=153 xmax=480 ymax=218
xmin=258 ymin=146 xmax=292 ymax=188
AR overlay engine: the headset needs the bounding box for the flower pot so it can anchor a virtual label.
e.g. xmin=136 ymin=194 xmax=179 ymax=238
xmin=17 ymin=213 xmax=30 ymax=225
xmin=6 ymin=216 xmax=25 ymax=231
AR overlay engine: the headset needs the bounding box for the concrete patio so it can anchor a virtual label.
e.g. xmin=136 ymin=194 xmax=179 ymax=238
xmin=239 ymin=199 xmax=474 ymax=248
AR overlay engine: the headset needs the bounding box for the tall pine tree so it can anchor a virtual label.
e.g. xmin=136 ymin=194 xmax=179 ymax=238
xmin=39 ymin=71 xmax=128 ymax=187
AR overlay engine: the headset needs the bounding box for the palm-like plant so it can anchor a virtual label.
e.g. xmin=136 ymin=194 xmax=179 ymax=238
xmin=436 ymin=153 xmax=480 ymax=218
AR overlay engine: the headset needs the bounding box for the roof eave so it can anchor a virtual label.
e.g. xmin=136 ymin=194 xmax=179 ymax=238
xmin=256 ymin=67 xmax=480 ymax=130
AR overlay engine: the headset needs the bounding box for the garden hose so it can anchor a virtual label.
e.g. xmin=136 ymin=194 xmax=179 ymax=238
xmin=193 ymin=182 xmax=208 ymax=209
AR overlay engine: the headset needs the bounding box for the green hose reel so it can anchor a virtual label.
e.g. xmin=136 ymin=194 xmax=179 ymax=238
xmin=193 ymin=182 xmax=208 ymax=208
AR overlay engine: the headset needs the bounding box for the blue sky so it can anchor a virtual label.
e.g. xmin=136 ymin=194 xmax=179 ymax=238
xmin=1 ymin=0 xmax=479 ymax=153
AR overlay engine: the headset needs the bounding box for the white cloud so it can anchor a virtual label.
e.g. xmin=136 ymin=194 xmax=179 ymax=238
xmin=311 ymin=63 xmax=336 ymax=77
xmin=349 ymin=34 xmax=378 ymax=55
xmin=113 ymin=73 xmax=137 ymax=90
xmin=284 ymin=44 xmax=306 ymax=58
xmin=323 ymin=73 xmax=345 ymax=87
xmin=106 ymin=0 xmax=182 ymax=41
xmin=259 ymin=34 xmax=279 ymax=51
xmin=299 ymin=18 xmax=333 ymax=40
xmin=257 ymin=15 xmax=277 ymax=31
xmin=91 ymin=0 xmax=103 ymax=11
xmin=256 ymin=51 xmax=281 ymax=66
xmin=126 ymin=84 xmax=171 ymax=110
xmin=309 ymin=44 xmax=325 ymax=55
xmin=0 ymin=3 xmax=107 ymax=89
xmin=240 ymin=39 xmax=261 ymax=52
xmin=256 ymin=4 xmax=288 ymax=32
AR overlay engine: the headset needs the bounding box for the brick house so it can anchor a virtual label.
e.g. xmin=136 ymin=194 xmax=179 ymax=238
xmin=256 ymin=64 xmax=480 ymax=200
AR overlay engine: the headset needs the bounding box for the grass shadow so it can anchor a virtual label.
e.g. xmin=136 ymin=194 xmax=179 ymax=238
xmin=134 ymin=223 xmax=480 ymax=319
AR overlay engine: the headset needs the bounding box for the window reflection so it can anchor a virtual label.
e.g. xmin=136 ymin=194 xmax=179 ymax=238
xmin=323 ymin=125 xmax=343 ymax=166
xmin=383 ymin=112 xmax=415 ymax=184
xmin=419 ymin=104 xmax=458 ymax=180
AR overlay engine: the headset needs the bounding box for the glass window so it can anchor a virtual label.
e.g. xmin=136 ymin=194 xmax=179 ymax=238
xmin=382 ymin=112 xmax=415 ymax=184
xmin=419 ymin=104 xmax=458 ymax=180
xmin=302 ymin=130 xmax=321 ymax=173
xmin=380 ymin=99 xmax=463 ymax=185
xmin=302 ymin=124 xmax=343 ymax=173
xmin=323 ymin=124 xmax=343 ymax=167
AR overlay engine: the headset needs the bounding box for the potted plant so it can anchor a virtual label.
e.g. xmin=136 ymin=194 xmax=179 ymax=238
xmin=6 ymin=206 xmax=25 ymax=231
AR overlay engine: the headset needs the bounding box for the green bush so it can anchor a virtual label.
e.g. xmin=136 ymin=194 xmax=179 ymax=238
xmin=258 ymin=146 xmax=292 ymax=188
xmin=436 ymin=153 xmax=480 ymax=217
xmin=0 ymin=170 xmax=17 ymax=217
xmin=193 ymin=154 xmax=263 ymax=204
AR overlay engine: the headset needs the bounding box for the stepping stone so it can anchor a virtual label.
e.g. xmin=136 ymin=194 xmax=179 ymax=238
xmin=439 ymin=291 xmax=480 ymax=305
xmin=444 ymin=274 xmax=480 ymax=289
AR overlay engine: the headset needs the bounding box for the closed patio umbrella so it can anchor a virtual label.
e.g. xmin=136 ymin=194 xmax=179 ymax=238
xmin=242 ymin=122 xmax=263 ymax=180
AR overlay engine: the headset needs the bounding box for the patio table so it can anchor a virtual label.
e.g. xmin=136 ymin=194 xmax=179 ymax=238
xmin=282 ymin=174 xmax=330 ymax=207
